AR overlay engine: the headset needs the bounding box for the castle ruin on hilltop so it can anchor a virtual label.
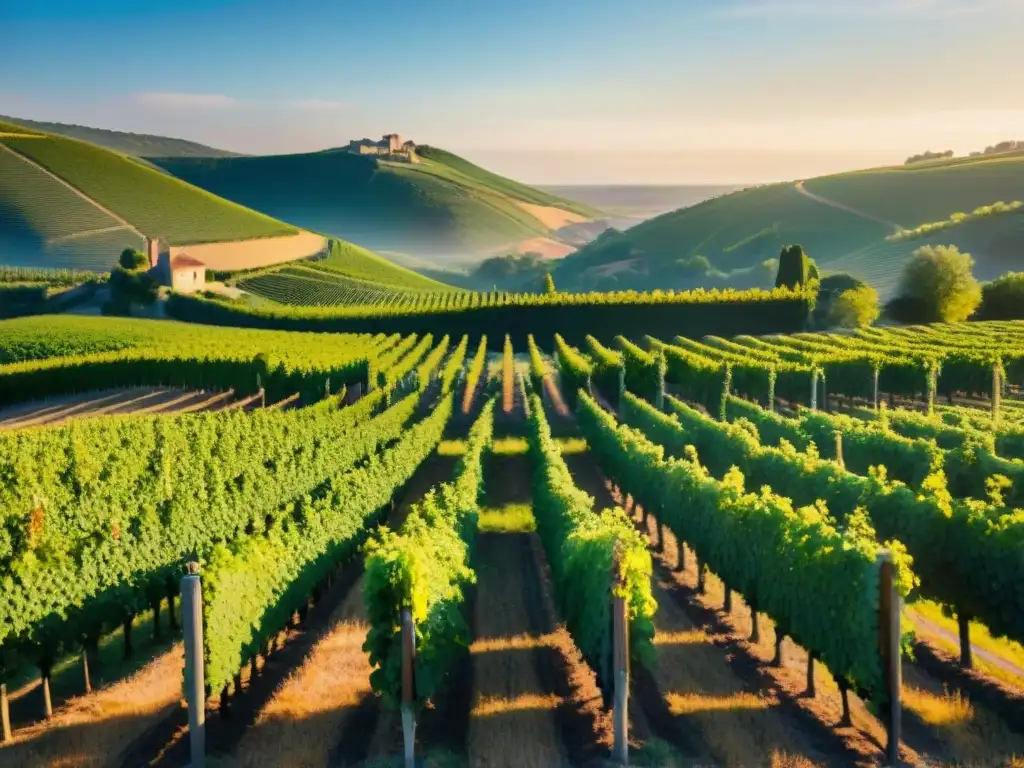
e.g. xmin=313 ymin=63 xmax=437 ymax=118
xmin=345 ymin=133 xmax=419 ymax=163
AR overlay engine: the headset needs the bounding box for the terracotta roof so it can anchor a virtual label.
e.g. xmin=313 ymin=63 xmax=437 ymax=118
xmin=170 ymin=254 xmax=205 ymax=269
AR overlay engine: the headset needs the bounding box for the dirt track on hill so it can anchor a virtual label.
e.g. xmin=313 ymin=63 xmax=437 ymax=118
xmin=0 ymin=140 xmax=142 ymax=237
xmin=168 ymin=231 xmax=326 ymax=271
xmin=794 ymin=180 xmax=903 ymax=231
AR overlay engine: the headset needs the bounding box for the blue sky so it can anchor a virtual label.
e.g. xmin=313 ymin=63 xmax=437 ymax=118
xmin=2 ymin=0 xmax=1023 ymax=183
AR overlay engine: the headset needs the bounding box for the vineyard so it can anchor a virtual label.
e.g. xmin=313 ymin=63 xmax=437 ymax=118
xmin=0 ymin=133 xmax=296 ymax=245
xmin=1 ymin=316 xmax=1023 ymax=767
xmin=168 ymin=282 xmax=815 ymax=346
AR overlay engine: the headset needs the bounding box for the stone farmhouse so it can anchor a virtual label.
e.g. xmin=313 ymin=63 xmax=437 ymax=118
xmin=144 ymin=237 xmax=206 ymax=294
xmin=346 ymin=133 xmax=419 ymax=163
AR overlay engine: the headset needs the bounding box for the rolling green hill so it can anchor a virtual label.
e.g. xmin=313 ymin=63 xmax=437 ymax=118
xmin=558 ymin=153 xmax=1024 ymax=298
xmin=151 ymin=145 xmax=602 ymax=260
xmin=0 ymin=121 xmax=460 ymax=293
xmin=0 ymin=115 xmax=241 ymax=158
xmin=0 ymin=119 xmax=296 ymax=271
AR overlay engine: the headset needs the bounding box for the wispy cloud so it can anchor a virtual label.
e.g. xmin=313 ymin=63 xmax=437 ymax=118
xmin=135 ymin=93 xmax=348 ymax=111
xmin=718 ymin=0 xmax=1020 ymax=17
xmin=137 ymin=92 xmax=238 ymax=109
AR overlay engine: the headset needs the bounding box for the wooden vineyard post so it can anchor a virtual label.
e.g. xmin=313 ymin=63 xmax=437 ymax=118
xmin=834 ymin=431 xmax=844 ymax=470
xmin=655 ymin=352 xmax=666 ymax=413
xmin=182 ymin=562 xmax=206 ymax=768
xmin=873 ymin=367 xmax=881 ymax=411
xmin=617 ymin=366 xmax=626 ymax=417
xmin=992 ymin=364 xmax=1002 ymax=428
xmin=810 ymin=370 xmax=819 ymax=411
xmin=1 ymin=682 xmax=10 ymax=743
xmin=877 ymin=551 xmax=901 ymax=766
xmin=401 ymin=608 xmax=416 ymax=768
xmin=927 ymin=366 xmax=937 ymax=416
xmin=82 ymin=648 xmax=92 ymax=694
xmin=612 ymin=590 xmax=629 ymax=766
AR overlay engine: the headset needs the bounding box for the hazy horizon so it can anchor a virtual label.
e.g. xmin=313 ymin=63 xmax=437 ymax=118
xmin=3 ymin=0 xmax=1023 ymax=184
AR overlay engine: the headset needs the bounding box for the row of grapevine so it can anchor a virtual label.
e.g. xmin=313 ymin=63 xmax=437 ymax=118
xmin=525 ymin=391 xmax=656 ymax=697
xmin=439 ymin=336 xmax=469 ymax=395
xmin=745 ymin=322 xmax=1024 ymax=406
xmin=200 ymin=391 xmax=456 ymax=698
xmin=647 ymin=336 xmax=730 ymax=417
xmin=363 ymin=397 xmax=495 ymax=708
xmin=733 ymin=398 xmax=1024 ymax=505
xmin=166 ymin=283 xmax=815 ymax=346
xmin=414 ymin=335 xmax=451 ymax=388
xmin=0 ymin=321 xmax=394 ymax=406
xmin=616 ymin=336 xmax=665 ymax=406
xmin=584 ymin=335 xmax=624 ymax=405
xmin=0 ymin=385 xmax=418 ymax=685
xmin=553 ymin=333 xmax=593 ymax=410
xmin=526 ymin=334 xmax=548 ymax=393
xmin=376 ymin=335 xmax=433 ymax=390
xmin=884 ymin=404 xmax=1024 ymax=458
xmin=503 ymin=335 xmax=514 ymax=413
xmin=576 ymin=391 xmax=912 ymax=702
xmin=461 ymin=336 xmax=487 ymax=414
xmin=628 ymin=391 xmax=1024 ymax=660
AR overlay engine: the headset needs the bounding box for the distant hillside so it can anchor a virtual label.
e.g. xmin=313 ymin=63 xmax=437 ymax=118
xmin=0 ymin=120 xmax=444 ymax=288
xmin=151 ymin=142 xmax=602 ymax=262
xmin=557 ymin=153 xmax=1024 ymax=298
xmin=0 ymin=115 xmax=241 ymax=158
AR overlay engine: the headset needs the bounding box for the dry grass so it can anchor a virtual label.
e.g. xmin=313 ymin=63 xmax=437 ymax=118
xmin=664 ymin=692 xmax=772 ymax=715
xmin=900 ymin=669 xmax=1024 ymax=765
xmin=903 ymin=684 xmax=974 ymax=727
xmin=513 ymin=202 xmax=589 ymax=231
xmin=0 ymin=646 xmax=183 ymax=768
xmin=222 ymin=612 xmax=372 ymax=768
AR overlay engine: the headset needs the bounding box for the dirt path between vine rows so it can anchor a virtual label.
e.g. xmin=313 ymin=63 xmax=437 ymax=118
xmin=464 ymin=443 xmax=610 ymax=767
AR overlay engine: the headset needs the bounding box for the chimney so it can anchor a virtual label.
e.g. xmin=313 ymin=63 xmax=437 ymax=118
xmin=146 ymin=237 xmax=161 ymax=269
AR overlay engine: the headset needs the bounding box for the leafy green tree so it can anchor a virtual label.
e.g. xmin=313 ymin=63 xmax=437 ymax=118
xmin=119 ymin=248 xmax=148 ymax=271
xmin=775 ymin=245 xmax=814 ymax=289
xmin=976 ymin=272 xmax=1024 ymax=320
xmin=830 ymin=285 xmax=879 ymax=328
xmin=890 ymin=245 xmax=981 ymax=323
xmin=544 ymin=272 xmax=556 ymax=293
